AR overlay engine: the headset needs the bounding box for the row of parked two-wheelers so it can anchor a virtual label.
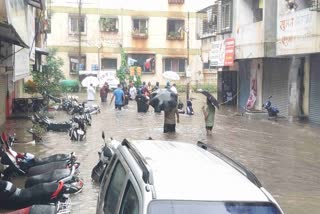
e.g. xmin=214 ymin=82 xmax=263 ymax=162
xmin=0 ymin=133 xmax=83 ymax=213
xmin=31 ymin=94 xmax=100 ymax=141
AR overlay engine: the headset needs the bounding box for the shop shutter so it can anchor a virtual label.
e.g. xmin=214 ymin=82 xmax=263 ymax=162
xmin=309 ymin=55 xmax=320 ymax=124
xmin=263 ymin=59 xmax=290 ymax=117
xmin=239 ymin=60 xmax=250 ymax=109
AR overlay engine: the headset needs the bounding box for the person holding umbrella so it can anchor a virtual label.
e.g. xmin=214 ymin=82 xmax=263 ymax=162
xmin=199 ymin=90 xmax=219 ymax=136
xmin=202 ymin=98 xmax=216 ymax=136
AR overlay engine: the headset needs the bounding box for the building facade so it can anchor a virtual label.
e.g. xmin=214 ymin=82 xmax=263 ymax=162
xmin=0 ymin=0 xmax=47 ymax=126
xmin=47 ymin=0 xmax=211 ymax=86
xmin=199 ymin=0 xmax=320 ymax=124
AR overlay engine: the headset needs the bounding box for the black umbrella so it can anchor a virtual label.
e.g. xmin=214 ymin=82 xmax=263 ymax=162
xmin=200 ymin=90 xmax=219 ymax=109
xmin=149 ymin=89 xmax=177 ymax=112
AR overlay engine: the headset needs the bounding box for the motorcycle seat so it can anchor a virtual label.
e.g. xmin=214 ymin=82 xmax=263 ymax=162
xmin=34 ymin=154 xmax=71 ymax=166
xmin=25 ymin=168 xmax=71 ymax=188
xmin=27 ymin=161 xmax=68 ymax=177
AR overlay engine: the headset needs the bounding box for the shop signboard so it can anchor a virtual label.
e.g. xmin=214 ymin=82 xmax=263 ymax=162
xmin=209 ymin=38 xmax=235 ymax=67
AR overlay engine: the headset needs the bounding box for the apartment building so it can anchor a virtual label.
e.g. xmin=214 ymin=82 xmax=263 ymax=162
xmin=47 ymin=0 xmax=212 ymax=85
xmin=198 ymin=0 xmax=320 ymax=123
xmin=0 ymin=0 xmax=47 ymax=126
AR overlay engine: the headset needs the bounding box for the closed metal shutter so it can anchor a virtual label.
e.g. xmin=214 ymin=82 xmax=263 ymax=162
xmin=239 ymin=60 xmax=250 ymax=109
xmin=309 ymin=54 xmax=320 ymax=124
xmin=0 ymin=76 xmax=6 ymax=126
xmin=263 ymin=58 xmax=290 ymax=117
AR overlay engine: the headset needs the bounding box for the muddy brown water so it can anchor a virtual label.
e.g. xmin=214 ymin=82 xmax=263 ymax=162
xmin=2 ymin=92 xmax=320 ymax=214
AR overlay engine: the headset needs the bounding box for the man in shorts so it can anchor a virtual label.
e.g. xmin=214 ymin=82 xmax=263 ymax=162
xmin=110 ymin=84 xmax=125 ymax=110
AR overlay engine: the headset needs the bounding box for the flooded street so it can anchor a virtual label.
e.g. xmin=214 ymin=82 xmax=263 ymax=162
xmin=2 ymin=93 xmax=320 ymax=214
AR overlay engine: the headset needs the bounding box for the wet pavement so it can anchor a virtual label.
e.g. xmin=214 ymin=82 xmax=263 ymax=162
xmin=1 ymin=92 xmax=320 ymax=214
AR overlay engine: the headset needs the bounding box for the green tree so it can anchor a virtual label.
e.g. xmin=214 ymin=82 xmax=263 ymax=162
xmin=31 ymin=48 xmax=65 ymax=95
xmin=117 ymin=47 xmax=128 ymax=83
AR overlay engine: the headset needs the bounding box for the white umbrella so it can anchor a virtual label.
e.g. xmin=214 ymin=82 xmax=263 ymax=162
xmin=81 ymin=76 xmax=99 ymax=87
xmin=162 ymin=71 xmax=180 ymax=81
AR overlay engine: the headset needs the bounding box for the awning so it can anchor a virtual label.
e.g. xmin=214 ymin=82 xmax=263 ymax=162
xmin=35 ymin=47 xmax=49 ymax=55
xmin=0 ymin=22 xmax=29 ymax=48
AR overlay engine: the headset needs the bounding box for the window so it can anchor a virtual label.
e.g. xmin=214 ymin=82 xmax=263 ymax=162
xmin=310 ymin=0 xmax=320 ymax=11
xmin=132 ymin=18 xmax=148 ymax=39
xmin=127 ymin=54 xmax=155 ymax=73
xmin=252 ymin=0 xmax=263 ymax=22
xmin=203 ymin=7 xmax=217 ymax=35
xmin=119 ymin=181 xmax=139 ymax=214
xmin=167 ymin=20 xmax=184 ymax=40
xmin=148 ymin=201 xmax=282 ymax=214
xmin=101 ymin=58 xmax=117 ymax=70
xmin=69 ymin=15 xmax=86 ymax=34
xmin=100 ymin=17 xmax=118 ymax=32
xmin=221 ymin=1 xmax=232 ymax=33
xmin=69 ymin=56 xmax=86 ymax=74
xmin=104 ymin=162 xmax=126 ymax=214
xmin=164 ymin=58 xmax=186 ymax=73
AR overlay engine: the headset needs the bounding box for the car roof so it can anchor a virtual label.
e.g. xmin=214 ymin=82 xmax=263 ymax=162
xmin=129 ymin=140 xmax=270 ymax=202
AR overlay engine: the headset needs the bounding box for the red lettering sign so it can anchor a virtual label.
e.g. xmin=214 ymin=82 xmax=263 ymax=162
xmin=224 ymin=38 xmax=235 ymax=66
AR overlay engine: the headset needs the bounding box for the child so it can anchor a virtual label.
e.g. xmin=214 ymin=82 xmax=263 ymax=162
xmin=202 ymin=98 xmax=215 ymax=135
xmin=186 ymin=100 xmax=194 ymax=115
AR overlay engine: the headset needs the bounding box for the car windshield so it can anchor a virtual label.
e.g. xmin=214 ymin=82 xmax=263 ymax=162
xmin=148 ymin=201 xmax=281 ymax=214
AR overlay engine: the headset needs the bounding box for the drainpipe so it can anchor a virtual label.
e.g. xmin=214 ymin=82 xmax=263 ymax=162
xmin=78 ymin=0 xmax=82 ymax=76
xmin=186 ymin=11 xmax=190 ymax=101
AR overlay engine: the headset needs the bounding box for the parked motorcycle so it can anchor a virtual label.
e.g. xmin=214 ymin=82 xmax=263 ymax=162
xmin=31 ymin=113 xmax=71 ymax=132
xmin=6 ymin=204 xmax=72 ymax=214
xmin=0 ymin=180 xmax=80 ymax=210
xmin=68 ymin=101 xmax=100 ymax=115
xmin=25 ymin=164 xmax=82 ymax=188
xmin=0 ymin=133 xmax=77 ymax=179
xmin=91 ymin=132 xmax=114 ymax=183
xmin=69 ymin=116 xmax=86 ymax=141
xmin=262 ymin=96 xmax=279 ymax=118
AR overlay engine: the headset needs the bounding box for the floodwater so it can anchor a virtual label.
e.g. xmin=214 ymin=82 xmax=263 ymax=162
xmin=2 ymin=92 xmax=320 ymax=214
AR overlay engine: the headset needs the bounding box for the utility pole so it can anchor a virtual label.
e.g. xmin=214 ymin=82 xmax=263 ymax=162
xmin=78 ymin=0 xmax=82 ymax=75
xmin=186 ymin=11 xmax=190 ymax=101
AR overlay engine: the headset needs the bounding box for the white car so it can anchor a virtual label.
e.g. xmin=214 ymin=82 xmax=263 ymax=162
xmin=98 ymin=70 xmax=120 ymax=90
xmin=95 ymin=138 xmax=284 ymax=214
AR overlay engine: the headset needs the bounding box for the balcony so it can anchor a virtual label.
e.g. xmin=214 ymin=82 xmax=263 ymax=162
xmin=167 ymin=31 xmax=184 ymax=40
xmin=132 ymin=29 xmax=148 ymax=39
xmin=99 ymin=17 xmax=119 ymax=33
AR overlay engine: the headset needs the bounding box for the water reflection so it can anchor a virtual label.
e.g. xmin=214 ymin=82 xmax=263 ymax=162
xmin=1 ymin=93 xmax=320 ymax=214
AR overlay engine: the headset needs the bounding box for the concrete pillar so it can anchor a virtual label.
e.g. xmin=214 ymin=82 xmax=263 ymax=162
xmin=302 ymin=56 xmax=310 ymax=116
xmin=288 ymin=56 xmax=302 ymax=119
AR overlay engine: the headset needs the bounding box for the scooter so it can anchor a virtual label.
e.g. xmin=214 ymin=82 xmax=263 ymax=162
xmin=262 ymin=96 xmax=279 ymax=118
xmin=0 ymin=180 xmax=80 ymax=210
xmin=31 ymin=113 xmax=71 ymax=132
xmin=0 ymin=133 xmax=78 ymax=179
xmin=68 ymin=101 xmax=100 ymax=115
xmin=69 ymin=116 xmax=86 ymax=141
xmin=91 ymin=132 xmax=114 ymax=183
xmin=24 ymin=164 xmax=82 ymax=189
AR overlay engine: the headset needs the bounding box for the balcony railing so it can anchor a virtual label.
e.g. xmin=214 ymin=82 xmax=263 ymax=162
xmin=132 ymin=29 xmax=148 ymax=39
xmin=167 ymin=31 xmax=184 ymax=40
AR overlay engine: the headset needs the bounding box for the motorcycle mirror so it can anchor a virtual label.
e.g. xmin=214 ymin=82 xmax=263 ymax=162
xmin=102 ymin=131 xmax=105 ymax=140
